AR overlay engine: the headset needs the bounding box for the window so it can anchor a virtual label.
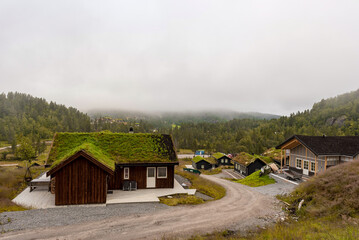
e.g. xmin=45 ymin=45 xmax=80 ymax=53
xmin=221 ymin=159 xmax=224 ymax=163
xmin=296 ymin=159 xmax=302 ymax=168
xmin=303 ymin=160 xmax=309 ymax=170
xmin=311 ymin=162 xmax=315 ymax=172
xmin=124 ymin=167 xmax=129 ymax=179
xmin=201 ymin=165 xmax=204 ymax=169
xmin=157 ymin=167 xmax=167 ymax=178
xmin=225 ymin=159 xmax=228 ymax=163
xmin=286 ymin=157 xmax=289 ymax=166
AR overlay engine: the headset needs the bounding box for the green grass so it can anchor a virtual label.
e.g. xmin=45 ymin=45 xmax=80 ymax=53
xmin=201 ymin=167 xmax=222 ymax=175
xmin=159 ymin=194 xmax=204 ymax=206
xmin=48 ymin=132 xmax=177 ymax=170
xmin=175 ymin=169 xmax=226 ymax=200
xmin=177 ymin=149 xmax=194 ymax=154
xmin=0 ymin=141 xmax=10 ymax=148
xmin=235 ymin=171 xmax=275 ymax=187
xmin=0 ymin=147 xmax=51 ymax=214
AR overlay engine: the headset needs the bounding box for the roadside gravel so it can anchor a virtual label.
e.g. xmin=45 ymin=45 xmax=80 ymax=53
xmin=0 ymin=203 xmax=169 ymax=232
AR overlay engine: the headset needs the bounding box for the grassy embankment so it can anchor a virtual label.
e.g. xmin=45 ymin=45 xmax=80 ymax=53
xmin=0 ymin=145 xmax=51 ymax=213
xmin=160 ymin=159 xmax=226 ymax=206
xmin=186 ymin=160 xmax=359 ymax=239
xmin=0 ymin=141 xmax=10 ymax=148
xmin=233 ymin=170 xmax=275 ymax=187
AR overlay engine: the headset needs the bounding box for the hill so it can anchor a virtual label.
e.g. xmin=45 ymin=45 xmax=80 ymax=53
xmin=0 ymin=92 xmax=91 ymax=144
xmin=87 ymin=109 xmax=280 ymax=124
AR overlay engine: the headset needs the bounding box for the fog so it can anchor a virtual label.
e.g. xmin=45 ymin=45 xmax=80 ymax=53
xmin=1 ymin=0 xmax=358 ymax=115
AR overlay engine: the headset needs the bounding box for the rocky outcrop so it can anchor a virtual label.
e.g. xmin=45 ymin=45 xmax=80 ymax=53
xmin=325 ymin=115 xmax=347 ymax=127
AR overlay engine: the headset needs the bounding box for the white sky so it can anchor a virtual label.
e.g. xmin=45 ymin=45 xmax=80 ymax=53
xmin=0 ymin=0 xmax=358 ymax=115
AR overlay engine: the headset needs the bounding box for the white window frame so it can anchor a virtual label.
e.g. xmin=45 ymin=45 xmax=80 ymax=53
xmin=124 ymin=167 xmax=130 ymax=179
xmin=221 ymin=159 xmax=224 ymax=163
xmin=157 ymin=167 xmax=167 ymax=178
xmin=310 ymin=162 xmax=315 ymax=172
xmin=225 ymin=159 xmax=228 ymax=163
xmin=296 ymin=158 xmax=302 ymax=169
xmin=303 ymin=160 xmax=309 ymax=170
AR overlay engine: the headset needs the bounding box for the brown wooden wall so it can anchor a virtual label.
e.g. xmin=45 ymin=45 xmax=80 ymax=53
xmin=53 ymin=156 xmax=108 ymax=205
xmin=108 ymin=165 xmax=174 ymax=190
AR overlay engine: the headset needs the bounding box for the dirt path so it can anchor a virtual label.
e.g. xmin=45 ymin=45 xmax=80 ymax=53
xmin=1 ymin=175 xmax=282 ymax=240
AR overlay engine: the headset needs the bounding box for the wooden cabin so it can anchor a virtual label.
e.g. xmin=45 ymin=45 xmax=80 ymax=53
xmin=233 ymin=153 xmax=267 ymax=176
xmin=212 ymin=152 xmax=233 ymax=166
xmin=192 ymin=156 xmax=215 ymax=170
xmin=46 ymin=132 xmax=178 ymax=205
xmin=276 ymin=135 xmax=359 ymax=176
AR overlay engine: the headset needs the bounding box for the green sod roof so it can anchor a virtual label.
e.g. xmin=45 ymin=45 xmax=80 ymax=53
xmin=233 ymin=152 xmax=268 ymax=166
xmin=47 ymin=132 xmax=177 ymax=170
xmin=192 ymin=155 xmax=205 ymax=163
xmin=212 ymin=152 xmax=225 ymax=159
xmin=192 ymin=156 xmax=216 ymax=164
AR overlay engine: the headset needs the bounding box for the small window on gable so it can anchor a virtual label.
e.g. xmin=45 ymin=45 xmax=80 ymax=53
xmin=124 ymin=167 xmax=130 ymax=179
xmin=157 ymin=167 xmax=167 ymax=178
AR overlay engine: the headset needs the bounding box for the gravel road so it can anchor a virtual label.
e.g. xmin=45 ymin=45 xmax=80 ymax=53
xmin=1 ymin=175 xmax=284 ymax=240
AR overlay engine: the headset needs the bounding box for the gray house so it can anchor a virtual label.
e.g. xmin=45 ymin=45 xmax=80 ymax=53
xmin=276 ymin=135 xmax=359 ymax=176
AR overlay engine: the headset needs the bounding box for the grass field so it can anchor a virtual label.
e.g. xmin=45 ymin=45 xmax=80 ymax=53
xmin=159 ymin=194 xmax=204 ymax=206
xmin=234 ymin=170 xmax=275 ymax=187
xmin=0 ymin=145 xmax=51 ymax=214
xmin=0 ymin=141 xmax=10 ymax=148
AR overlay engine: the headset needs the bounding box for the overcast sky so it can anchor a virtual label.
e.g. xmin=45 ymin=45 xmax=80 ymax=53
xmin=1 ymin=1 xmax=358 ymax=116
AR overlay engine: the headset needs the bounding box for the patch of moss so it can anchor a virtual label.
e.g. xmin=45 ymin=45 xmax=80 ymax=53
xmin=235 ymin=170 xmax=275 ymax=187
xmin=47 ymin=132 xmax=177 ymax=169
xmin=212 ymin=152 xmax=225 ymax=159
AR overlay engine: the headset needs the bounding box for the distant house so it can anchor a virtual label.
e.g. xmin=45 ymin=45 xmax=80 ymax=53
xmin=46 ymin=132 xmax=178 ymax=205
xmin=276 ymin=135 xmax=359 ymax=176
xmin=212 ymin=152 xmax=232 ymax=166
xmin=233 ymin=153 xmax=267 ymax=176
xmin=192 ymin=156 xmax=215 ymax=170
xmin=195 ymin=150 xmax=205 ymax=156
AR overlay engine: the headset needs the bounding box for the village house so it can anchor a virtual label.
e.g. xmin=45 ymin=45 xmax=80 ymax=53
xmin=212 ymin=152 xmax=233 ymax=166
xmin=46 ymin=132 xmax=178 ymax=205
xmin=233 ymin=152 xmax=267 ymax=176
xmin=192 ymin=156 xmax=216 ymax=170
xmin=276 ymin=135 xmax=359 ymax=176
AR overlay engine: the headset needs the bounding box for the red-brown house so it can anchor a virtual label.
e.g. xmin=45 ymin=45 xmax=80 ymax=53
xmin=46 ymin=132 xmax=178 ymax=205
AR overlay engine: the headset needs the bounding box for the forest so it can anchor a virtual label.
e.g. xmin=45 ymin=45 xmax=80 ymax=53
xmin=2 ymin=89 xmax=359 ymax=158
xmin=0 ymin=92 xmax=91 ymax=151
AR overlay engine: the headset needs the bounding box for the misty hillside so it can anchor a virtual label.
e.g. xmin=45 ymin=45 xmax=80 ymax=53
xmin=87 ymin=109 xmax=280 ymax=124
xmin=0 ymin=92 xmax=91 ymax=143
xmin=172 ymin=89 xmax=359 ymax=154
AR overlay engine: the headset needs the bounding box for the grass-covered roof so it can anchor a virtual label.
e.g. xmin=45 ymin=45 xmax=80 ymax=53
xmin=192 ymin=156 xmax=216 ymax=164
xmin=192 ymin=156 xmax=205 ymax=163
xmin=212 ymin=152 xmax=225 ymax=159
xmin=233 ymin=152 xmax=269 ymax=166
xmin=47 ymin=132 xmax=178 ymax=170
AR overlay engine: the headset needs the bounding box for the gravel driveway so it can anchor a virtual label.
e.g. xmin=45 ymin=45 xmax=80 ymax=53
xmin=1 ymin=175 xmax=284 ymax=240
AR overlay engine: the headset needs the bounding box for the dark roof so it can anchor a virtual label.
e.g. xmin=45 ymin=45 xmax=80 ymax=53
xmin=276 ymin=135 xmax=359 ymax=156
